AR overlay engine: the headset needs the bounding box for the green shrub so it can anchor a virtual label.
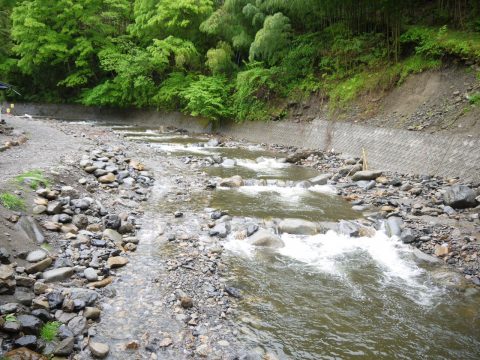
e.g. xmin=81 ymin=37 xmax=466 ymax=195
xmin=15 ymin=170 xmax=49 ymax=189
xmin=468 ymin=92 xmax=480 ymax=105
xmin=0 ymin=192 xmax=25 ymax=210
xmin=40 ymin=321 xmax=61 ymax=342
xmin=180 ymin=75 xmax=233 ymax=122
xmin=153 ymin=72 xmax=195 ymax=109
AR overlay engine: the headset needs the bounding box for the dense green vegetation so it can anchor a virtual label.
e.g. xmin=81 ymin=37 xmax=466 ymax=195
xmin=1 ymin=0 xmax=479 ymax=122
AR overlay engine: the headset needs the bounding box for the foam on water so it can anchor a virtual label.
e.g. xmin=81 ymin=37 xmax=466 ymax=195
xmin=225 ymin=227 xmax=442 ymax=303
xmin=234 ymin=184 xmax=337 ymax=201
xmin=151 ymin=143 xmax=213 ymax=155
xmin=235 ymin=158 xmax=289 ymax=172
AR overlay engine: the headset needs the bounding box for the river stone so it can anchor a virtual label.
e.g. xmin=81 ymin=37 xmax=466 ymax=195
xmin=278 ymin=219 xmax=318 ymax=235
xmin=14 ymin=335 xmax=38 ymax=350
xmin=385 ymin=217 xmax=403 ymax=237
xmin=219 ymin=175 xmax=243 ymax=188
xmin=43 ymin=267 xmax=74 ymax=282
xmin=84 ymin=268 xmax=98 ymax=282
xmin=17 ymin=314 xmax=43 ymax=334
xmin=5 ymin=347 xmax=47 ymax=360
xmin=18 ymin=216 xmax=45 ymax=244
xmin=3 ymin=320 xmax=21 ymax=333
xmin=338 ymin=164 xmax=362 ymax=177
xmin=247 ymin=229 xmax=284 ymax=248
xmin=222 ymin=158 xmax=236 ymax=167
xmin=26 ymin=257 xmax=52 ymax=274
xmin=209 ymin=223 xmax=230 ymax=238
xmin=32 ymin=205 xmax=47 ymax=215
xmin=89 ymin=341 xmax=110 ymax=358
xmin=54 ymin=336 xmax=74 ymax=356
xmin=0 ymin=264 xmax=16 ymax=294
xmin=47 ymin=292 xmax=64 ymax=309
xmin=443 ymin=185 xmax=477 ymax=209
xmin=84 ymin=307 xmax=101 ymax=320
xmin=107 ymin=256 xmax=128 ymax=268
xmin=400 ymin=228 xmax=415 ymax=243
xmin=351 ymin=170 xmax=383 ymax=181
xmin=308 ymin=173 xmax=332 ymax=185
xmin=103 ymin=228 xmax=122 ymax=243
xmin=72 ymin=214 xmax=89 ymax=229
xmin=67 ymin=316 xmax=86 ymax=336
xmin=43 ymin=221 xmax=61 ymax=232
xmin=71 ymin=198 xmax=91 ymax=210
xmin=98 ymin=173 xmax=116 ymax=183
xmin=46 ymin=201 xmax=63 ymax=215
xmin=14 ymin=287 xmax=34 ymax=305
xmin=0 ymin=302 xmax=18 ymax=314
xmin=27 ymin=250 xmax=47 ymax=263
xmin=412 ymin=248 xmax=441 ymax=263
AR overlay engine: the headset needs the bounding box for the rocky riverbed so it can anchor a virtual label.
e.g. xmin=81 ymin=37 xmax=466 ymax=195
xmin=0 ymin=115 xmax=479 ymax=359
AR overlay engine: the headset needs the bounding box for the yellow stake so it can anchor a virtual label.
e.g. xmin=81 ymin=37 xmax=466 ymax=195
xmin=10 ymin=104 xmax=14 ymax=109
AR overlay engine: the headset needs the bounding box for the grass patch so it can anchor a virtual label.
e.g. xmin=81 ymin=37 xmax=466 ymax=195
xmin=0 ymin=192 xmax=25 ymax=210
xmin=468 ymin=92 xmax=480 ymax=105
xmin=39 ymin=321 xmax=61 ymax=342
xmin=15 ymin=170 xmax=49 ymax=190
xmin=4 ymin=314 xmax=17 ymax=322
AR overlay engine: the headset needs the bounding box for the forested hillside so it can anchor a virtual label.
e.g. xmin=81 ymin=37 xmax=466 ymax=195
xmin=1 ymin=0 xmax=480 ymax=122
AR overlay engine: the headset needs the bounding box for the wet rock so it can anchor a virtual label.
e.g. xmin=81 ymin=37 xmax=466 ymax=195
xmin=400 ymin=228 xmax=415 ymax=243
xmin=309 ymin=173 xmax=332 ymax=185
xmin=17 ymin=314 xmax=43 ymax=334
xmin=43 ymin=267 xmax=74 ymax=282
xmin=286 ymin=150 xmax=319 ymax=163
xmin=278 ymin=219 xmax=318 ymax=235
xmin=219 ymin=175 xmax=243 ymax=188
xmin=26 ymin=257 xmax=52 ymax=274
xmin=351 ymin=170 xmax=383 ymax=181
xmin=26 ymin=250 xmax=48 ymax=263
xmin=385 ymin=217 xmax=403 ymax=237
xmin=338 ymin=220 xmax=360 ymax=237
xmin=225 ymin=285 xmax=242 ymax=298
xmin=209 ymin=222 xmax=230 ymax=238
xmin=338 ymin=164 xmax=362 ymax=177
xmin=247 ymin=229 xmax=284 ymax=248
xmin=443 ymin=185 xmax=477 ymax=209
xmin=107 ymin=256 xmax=128 ymax=268
xmin=222 ymin=158 xmax=236 ymax=167
xmin=14 ymin=335 xmax=38 ymax=350
xmin=174 ymin=211 xmax=183 ymax=218
xmin=295 ymin=180 xmax=312 ymax=188
xmin=247 ymin=224 xmax=259 ymax=236
xmin=53 ymin=336 xmax=74 ymax=356
xmin=89 ymin=341 xmax=110 ymax=358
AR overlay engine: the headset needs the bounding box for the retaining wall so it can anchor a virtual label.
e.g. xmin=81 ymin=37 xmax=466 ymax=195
xmin=8 ymin=103 xmax=480 ymax=182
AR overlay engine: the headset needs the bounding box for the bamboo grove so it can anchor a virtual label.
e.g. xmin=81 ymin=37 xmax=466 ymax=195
xmin=1 ymin=0 xmax=479 ymax=121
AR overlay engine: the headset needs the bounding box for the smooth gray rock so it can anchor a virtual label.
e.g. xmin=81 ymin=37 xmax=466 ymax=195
xmin=443 ymin=185 xmax=477 ymax=209
xmin=43 ymin=267 xmax=74 ymax=282
xmin=209 ymin=223 xmax=230 ymax=238
xmin=351 ymin=170 xmax=383 ymax=181
xmin=308 ymin=173 xmax=332 ymax=185
xmin=17 ymin=314 xmax=42 ymax=334
xmin=338 ymin=220 xmax=360 ymax=237
xmin=54 ymin=336 xmax=74 ymax=356
xmin=67 ymin=316 xmax=86 ymax=336
xmin=386 ymin=217 xmax=403 ymax=237
xmin=247 ymin=229 xmax=284 ymax=248
xmin=68 ymin=288 xmax=98 ymax=306
xmin=17 ymin=216 xmax=45 ymax=244
xmin=103 ymin=228 xmax=122 ymax=243
xmin=26 ymin=249 xmax=47 ymax=263
xmin=47 ymin=201 xmax=63 ymax=215
xmin=89 ymin=341 xmax=110 ymax=358
xmin=83 ymin=268 xmax=98 ymax=282
xmin=400 ymin=228 xmax=415 ymax=243
xmin=278 ymin=219 xmax=318 ymax=235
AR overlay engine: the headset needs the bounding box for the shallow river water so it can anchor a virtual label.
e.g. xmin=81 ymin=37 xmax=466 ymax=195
xmin=96 ymin=125 xmax=480 ymax=359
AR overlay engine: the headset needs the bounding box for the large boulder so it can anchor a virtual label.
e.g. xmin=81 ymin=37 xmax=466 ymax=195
xmin=308 ymin=173 xmax=332 ymax=186
xmin=443 ymin=185 xmax=477 ymax=209
xmin=219 ymin=176 xmax=243 ymax=188
xmin=247 ymin=229 xmax=284 ymax=248
xmin=278 ymin=219 xmax=319 ymax=235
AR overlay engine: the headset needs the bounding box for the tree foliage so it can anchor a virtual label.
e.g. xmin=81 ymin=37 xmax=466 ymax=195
xmin=1 ymin=0 xmax=479 ymax=120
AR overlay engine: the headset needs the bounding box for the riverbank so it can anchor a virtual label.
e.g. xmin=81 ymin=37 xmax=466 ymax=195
xmin=0 ymin=115 xmax=479 ymax=359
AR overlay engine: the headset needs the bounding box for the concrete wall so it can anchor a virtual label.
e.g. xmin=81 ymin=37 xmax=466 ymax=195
xmin=9 ymin=103 xmax=480 ymax=182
